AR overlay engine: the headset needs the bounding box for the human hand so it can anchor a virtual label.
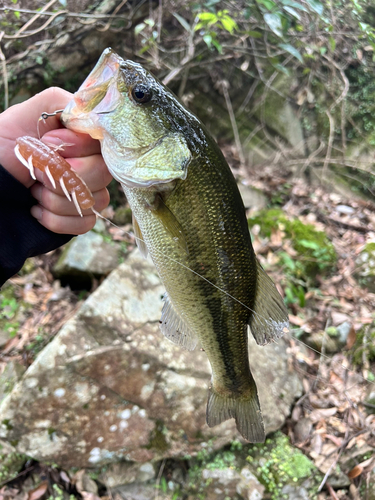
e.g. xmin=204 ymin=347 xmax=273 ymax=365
xmin=0 ymin=87 xmax=112 ymax=235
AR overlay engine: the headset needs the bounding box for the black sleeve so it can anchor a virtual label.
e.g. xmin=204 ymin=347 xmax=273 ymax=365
xmin=0 ymin=165 xmax=73 ymax=287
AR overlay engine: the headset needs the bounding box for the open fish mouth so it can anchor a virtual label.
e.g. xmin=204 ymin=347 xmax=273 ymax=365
xmin=61 ymin=48 xmax=122 ymax=137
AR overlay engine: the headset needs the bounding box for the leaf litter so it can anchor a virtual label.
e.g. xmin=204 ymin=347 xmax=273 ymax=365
xmin=1 ymin=158 xmax=375 ymax=499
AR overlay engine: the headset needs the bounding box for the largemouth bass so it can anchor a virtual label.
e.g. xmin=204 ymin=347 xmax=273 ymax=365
xmin=61 ymin=48 xmax=289 ymax=442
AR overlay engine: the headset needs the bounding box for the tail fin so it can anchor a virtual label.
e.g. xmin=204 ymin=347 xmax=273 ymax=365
xmin=206 ymin=387 xmax=265 ymax=442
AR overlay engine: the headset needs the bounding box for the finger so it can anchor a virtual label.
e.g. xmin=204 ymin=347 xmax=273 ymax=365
xmin=33 ymin=153 xmax=112 ymax=195
xmin=30 ymin=204 xmax=97 ymax=235
xmin=0 ymin=88 xmax=73 ymax=186
xmin=41 ymin=129 xmax=102 ymax=158
xmin=31 ymin=183 xmax=110 ymax=216
xmin=3 ymin=88 xmax=72 ymax=140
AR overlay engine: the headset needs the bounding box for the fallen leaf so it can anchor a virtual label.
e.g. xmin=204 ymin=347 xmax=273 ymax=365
xmin=347 ymin=464 xmax=363 ymax=479
xmin=80 ymin=493 xmax=101 ymax=500
xmin=324 ymin=434 xmax=343 ymax=447
xmin=346 ymin=325 xmax=357 ymax=349
xmin=289 ymin=314 xmax=306 ymax=326
xmin=27 ymin=482 xmax=48 ymax=500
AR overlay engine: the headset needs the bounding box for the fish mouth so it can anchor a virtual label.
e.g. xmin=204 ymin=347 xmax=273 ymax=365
xmin=61 ymin=48 xmax=123 ymax=137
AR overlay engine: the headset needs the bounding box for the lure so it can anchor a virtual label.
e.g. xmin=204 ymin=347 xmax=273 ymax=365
xmin=14 ymin=136 xmax=95 ymax=217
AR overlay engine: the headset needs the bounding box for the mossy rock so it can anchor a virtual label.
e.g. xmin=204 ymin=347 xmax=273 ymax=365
xmin=350 ymin=324 xmax=375 ymax=366
xmin=248 ymin=208 xmax=336 ymax=281
xmin=355 ymin=242 xmax=375 ymax=293
xmin=246 ymin=432 xmax=321 ymax=499
xmin=113 ymin=206 xmax=133 ymax=226
xmin=0 ymin=445 xmax=26 ymax=484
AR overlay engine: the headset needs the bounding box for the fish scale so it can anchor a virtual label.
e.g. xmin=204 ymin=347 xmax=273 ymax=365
xmin=61 ymin=48 xmax=289 ymax=442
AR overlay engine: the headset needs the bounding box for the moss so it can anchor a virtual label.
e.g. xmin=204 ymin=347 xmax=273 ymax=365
xmin=248 ymin=208 xmax=336 ymax=281
xmin=350 ymin=325 xmax=375 ymax=366
xmin=146 ymin=420 xmax=169 ymax=453
xmin=0 ymin=451 xmax=26 ymax=485
xmin=356 ymin=242 xmax=375 ymax=292
xmin=246 ymin=432 xmax=319 ymax=499
xmin=113 ymin=206 xmax=133 ymax=226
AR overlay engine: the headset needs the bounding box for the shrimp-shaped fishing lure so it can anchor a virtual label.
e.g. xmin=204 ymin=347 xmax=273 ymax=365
xmin=14 ymin=136 xmax=95 ymax=217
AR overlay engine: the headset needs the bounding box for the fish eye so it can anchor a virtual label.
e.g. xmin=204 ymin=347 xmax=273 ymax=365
xmin=131 ymin=85 xmax=152 ymax=104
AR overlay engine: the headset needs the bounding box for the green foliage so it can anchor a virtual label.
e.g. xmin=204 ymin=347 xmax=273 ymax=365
xmin=195 ymin=9 xmax=238 ymax=52
xmin=248 ymin=208 xmax=336 ymax=283
xmin=0 ymin=289 xmax=21 ymax=338
xmin=350 ymin=324 xmax=375 ymax=366
xmin=0 ymin=450 xmax=26 ymax=485
xmin=246 ymin=432 xmax=318 ymax=499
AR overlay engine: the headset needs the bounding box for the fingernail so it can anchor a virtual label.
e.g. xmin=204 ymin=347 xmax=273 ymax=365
xmin=31 ymin=205 xmax=42 ymax=221
xmin=42 ymin=135 xmax=64 ymax=147
xmin=30 ymin=183 xmax=42 ymax=202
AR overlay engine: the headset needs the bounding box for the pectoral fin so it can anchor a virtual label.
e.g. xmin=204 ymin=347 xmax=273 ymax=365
xmin=132 ymin=214 xmax=148 ymax=259
xmin=153 ymin=195 xmax=188 ymax=254
xmin=248 ymin=260 xmax=289 ymax=345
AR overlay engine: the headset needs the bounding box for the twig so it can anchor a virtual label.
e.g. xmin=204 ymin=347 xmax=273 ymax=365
xmin=221 ymin=81 xmax=245 ymax=166
xmin=154 ymin=458 xmax=166 ymax=500
xmin=314 ymin=317 xmax=330 ymax=391
xmin=323 ymin=110 xmax=334 ymax=181
xmin=162 ymin=16 xmax=197 ymax=86
xmin=0 ymin=32 xmax=8 ymax=110
xmin=0 ymin=6 xmax=132 ymax=21
xmin=4 ymin=9 xmax=68 ymax=39
xmin=97 ymin=0 xmax=128 ymax=32
xmin=16 ymin=0 xmax=57 ymax=36
xmin=326 ymin=483 xmax=340 ymax=500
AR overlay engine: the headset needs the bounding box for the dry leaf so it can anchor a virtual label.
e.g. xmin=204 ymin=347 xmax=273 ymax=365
xmin=27 ymin=482 xmax=48 ymax=500
xmin=347 ymin=464 xmax=363 ymax=479
xmin=80 ymin=493 xmax=101 ymax=500
xmin=346 ymin=325 xmax=357 ymax=349
xmin=325 ymin=434 xmax=343 ymax=447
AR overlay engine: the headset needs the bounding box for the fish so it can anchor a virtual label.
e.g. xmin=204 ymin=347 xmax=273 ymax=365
xmin=61 ymin=48 xmax=289 ymax=442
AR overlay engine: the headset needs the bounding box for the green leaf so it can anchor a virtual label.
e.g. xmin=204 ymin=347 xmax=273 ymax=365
xmin=281 ymin=0 xmax=308 ymax=12
xmin=212 ymin=39 xmax=223 ymax=53
xmin=305 ymin=0 xmax=324 ymax=15
xmin=134 ymin=22 xmax=145 ymax=35
xmin=298 ymin=239 xmax=320 ymax=250
xmin=13 ymin=10 xmax=20 ymax=19
xmin=279 ymin=43 xmax=304 ymax=63
xmin=173 ymin=13 xmax=191 ymax=33
xmin=264 ymin=12 xmax=283 ymax=37
xmin=197 ymin=12 xmax=218 ymax=22
xmin=256 ymin=0 xmax=277 ymax=10
xmin=272 ymin=63 xmax=290 ymax=76
xmin=246 ymin=30 xmax=262 ymax=38
xmin=203 ymin=33 xmax=212 ymax=46
xmin=328 ymin=36 xmax=336 ymax=52
xmin=220 ymin=15 xmax=237 ymax=33
xmin=283 ymin=6 xmax=301 ymax=20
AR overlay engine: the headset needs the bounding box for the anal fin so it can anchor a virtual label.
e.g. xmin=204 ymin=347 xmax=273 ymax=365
xmin=159 ymin=292 xmax=198 ymax=351
xmin=132 ymin=214 xmax=148 ymax=259
xmin=248 ymin=260 xmax=289 ymax=345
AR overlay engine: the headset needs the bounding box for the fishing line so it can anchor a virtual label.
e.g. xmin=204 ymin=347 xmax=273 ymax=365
xmin=95 ymin=211 xmax=375 ymax=391
xmin=39 ymin=110 xmax=375 ymax=394
xmin=37 ymin=109 xmax=64 ymax=139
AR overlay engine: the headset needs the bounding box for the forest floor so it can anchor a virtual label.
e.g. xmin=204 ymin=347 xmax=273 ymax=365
xmin=0 ymin=147 xmax=375 ymax=500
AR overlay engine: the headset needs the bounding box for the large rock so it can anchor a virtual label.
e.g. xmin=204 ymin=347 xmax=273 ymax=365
xmin=0 ymin=251 xmax=301 ymax=468
xmin=53 ymin=226 xmax=120 ymax=280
